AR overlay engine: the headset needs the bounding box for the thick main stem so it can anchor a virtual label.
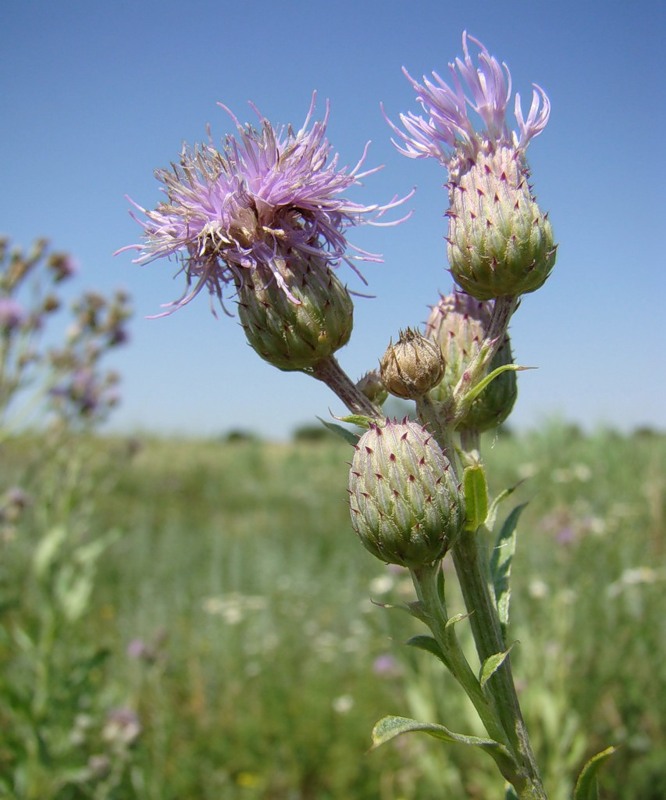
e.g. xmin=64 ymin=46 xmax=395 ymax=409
xmin=452 ymin=537 xmax=546 ymax=799
xmin=454 ymin=428 xmax=547 ymax=799
xmin=410 ymin=563 xmax=542 ymax=797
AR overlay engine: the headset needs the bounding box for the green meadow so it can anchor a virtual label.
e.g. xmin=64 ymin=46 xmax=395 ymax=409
xmin=1 ymin=423 xmax=665 ymax=799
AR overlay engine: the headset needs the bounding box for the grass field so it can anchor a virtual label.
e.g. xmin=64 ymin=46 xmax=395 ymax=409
xmin=1 ymin=423 xmax=665 ymax=799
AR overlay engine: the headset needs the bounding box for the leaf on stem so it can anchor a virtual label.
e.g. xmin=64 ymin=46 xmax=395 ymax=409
xmin=332 ymin=413 xmax=375 ymax=429
xmin=445 ymin=611 xmax=472 ymax=629
xmin=372 ymin=715 xmax=494 ymax=748
xmin=489 ymin=503 xmax=528 ymax=634
xmin=371 ymin=715 xmax=518 ymax=779
xmin=316 ymin=417 xmax=359 ymax=445
xmin=458 ymin=364 xmax=532 ymax=415
xmin=573 ymin=746 xmax=617 ymax=800
xmin=405 ymin=599 xmax=428 ymax=624
xmin=406 ymin=634 xmax=448 ymax=665
xmin=479 ymin=646 xmax=514 ymax=689
xmin=485 ymin=480 xmax=524 ymax=531
xmin=33 ymin=525 xmax=68 ymax=578
xmin=463 ymin=464 xmax=489 ymax=531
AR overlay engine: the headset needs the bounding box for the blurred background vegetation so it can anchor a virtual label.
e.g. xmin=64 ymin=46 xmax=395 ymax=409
xmin=1 ymin=424 xmax=665 ymax=799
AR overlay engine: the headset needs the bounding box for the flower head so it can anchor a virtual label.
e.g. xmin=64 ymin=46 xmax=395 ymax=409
xmin=388 ymin=34 xmax=556 ymax=300
xmin=387 ymin=32 xmax=550 ymax=173
xmin=122 ymin=95 xmax=409 ymax=314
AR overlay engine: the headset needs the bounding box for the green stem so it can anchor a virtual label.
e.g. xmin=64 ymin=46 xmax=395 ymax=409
xmin=453 ymin=430 xmax=548 ymax=800
xmin=410 ymin=563 xmax=509 ymax=749
xmin=311 ymin=356 xmax=381 ymax=419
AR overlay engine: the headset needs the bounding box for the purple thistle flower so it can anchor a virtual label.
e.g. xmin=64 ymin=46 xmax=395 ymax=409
xmin=121 ymin=95 xmax=411 ymax=314
xmin=386 ymin=32 xmax=550 ymax=170
xmin=0 ymin=298 xmax=26 ymax=334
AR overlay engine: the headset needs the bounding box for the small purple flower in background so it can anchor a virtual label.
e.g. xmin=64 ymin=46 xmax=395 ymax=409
xmin=121 ymin=95 xmax=411 ymax=315
xmin=0 ymin=486 xmax=31 ymax=537
xmin=126 ymin=629 xmax=166 ymax=664
xmin=49 ymin=366 xmax=121 ymax=420
xmin=0 ymin=298 xmax=26 ymax=334
xmin=372 ymin=653 xmax=403 ymax=679
xmin=126 ymin=637 xmax=156 ymax=663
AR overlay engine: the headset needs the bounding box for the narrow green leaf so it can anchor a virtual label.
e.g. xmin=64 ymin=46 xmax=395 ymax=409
xmin=504 ymin=785 xmax=519 ymax=800
xmin=368 ymin=598 xmax=418 ymax=617
xmin=75 ymin=528 xmax=121 ymax=565
xmin=372 ymin=715 xmax=499 ymax=749
xmin=479 ymin=647 xmax=513 ymax=689
xmin=334 ymin=413 xmax=374 ymax=429
xmin=573 ymin=746 xmax=617 ymax=800
xmin=489 ymin=503 xmax=528 ymax=632
xmin=461 ymin=364 xmax=532 ymax=409
xmin=33 ymin=525 xmax=68 ymax=578
xmin=405 ymin=600 xmax=428 ymax=624
xmin=463 ymin=464 xmax=489 ymax=531
xmin=371 ymin=716 xmax=518 ymax=782
xmin=406 ymin=635 xmax=448 ymax=665
xmin=316 ymin=417 xmax=359 ymax=445
xmin=445 ymin=611 xmax=472 ymax=629
xmin=485 ymin=481 xmax=524 ymax=531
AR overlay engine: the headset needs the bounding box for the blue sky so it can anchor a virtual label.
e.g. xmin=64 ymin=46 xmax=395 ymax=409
xmin=1 ymin=0 xmax=664 ymax=439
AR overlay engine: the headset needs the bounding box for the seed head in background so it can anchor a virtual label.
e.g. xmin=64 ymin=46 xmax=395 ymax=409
xmin=387 ymin=32 xmax=556 ymax=300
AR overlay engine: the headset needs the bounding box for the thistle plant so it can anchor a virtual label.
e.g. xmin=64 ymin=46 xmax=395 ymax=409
xmin=0 ymin=239 xmax=134 ymax=797
xmin=124 ymin=33 xmax=613 ymax=799
xmin=0 ymin=237 xmax=131 ymax=432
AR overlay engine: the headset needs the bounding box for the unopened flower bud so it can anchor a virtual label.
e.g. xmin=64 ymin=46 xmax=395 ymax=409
xmin=47 ymin=252 xmax=78 ymax=282
xmin=356 ymin=370 xmax=388 ymax=406
xmin=237 ymin=253 xmax=353 ymax=372
xmin=42 ymin=295 xmax=61 ymax=314
xmin=447 ymin=147 xmax=556 ymax=300
xmin=380 ymin=328 xmax=445 ymax=399
xmin=348 ymin=419 xmax=464 ymax=568
xmin=426 ymin=291 xmax=517 ymax=431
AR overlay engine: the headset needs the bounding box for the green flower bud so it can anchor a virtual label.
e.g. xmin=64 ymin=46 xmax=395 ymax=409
xmin=356 ymin=370 xmax=388 ymax=406
xmin=447 ymin=147 xmax=556 ymax=300
xmin=237 ymin=253 xmax=353 ymax=372
xmin=348 ymin=419 xmax=464 ymax=568
xmin=425 ymin=291 xmax=517 ymax=432
xmin=379 ymin=328 xmax=445 ymax=400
